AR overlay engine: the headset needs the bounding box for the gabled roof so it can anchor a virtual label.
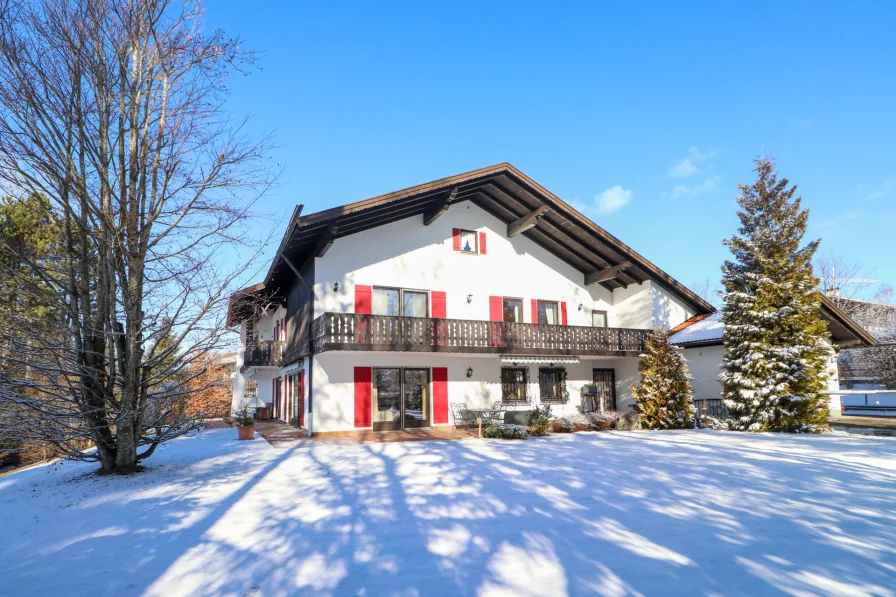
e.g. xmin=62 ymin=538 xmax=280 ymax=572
xmin=669 ymin=295 xmax=876 ymax=348
xmin=261 ymin=163 xmax=714 ymax=314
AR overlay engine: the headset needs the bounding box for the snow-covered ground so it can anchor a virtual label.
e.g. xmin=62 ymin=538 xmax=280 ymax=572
xmin=2 ymin=429 xmax=896 ymax=597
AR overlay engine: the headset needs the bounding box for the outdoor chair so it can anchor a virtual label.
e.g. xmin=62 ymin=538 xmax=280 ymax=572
xmin=490 ymin=401 xmax=507 ymax=425
xmin=450 ymin=403 xmax=476 ymax=429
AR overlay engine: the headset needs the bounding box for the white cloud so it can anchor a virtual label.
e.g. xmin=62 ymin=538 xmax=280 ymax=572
xmin=666 ymin=176 xmax=720 ymax=200
xmin=667 ymin=146 xmax=716 ymax=179
xmin=593 ymin=185 xmax=633 ymax=214
xmin=868 ymin=177 xmax=896 ymax=200
xmin=789 ymin=117 xmax=814 ymax=132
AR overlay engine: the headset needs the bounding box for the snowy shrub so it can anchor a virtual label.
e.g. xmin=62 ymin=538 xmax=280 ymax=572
xmin=550 ymin=419 xmax=573 ymax=433
xmin=699 ymin=416 xmax=730 ymax=431
xmin=586 ymin=411 xmax=625 ymax=431
xmin=632 ymin=329 xmax=697 ymax=430
xmin=528 ymin=405 xmax=552 ymax=436
xmin=482 ymin=424 xmax=529 ymax=440
xmin=548 ymin=412 xmax=624 ymax=433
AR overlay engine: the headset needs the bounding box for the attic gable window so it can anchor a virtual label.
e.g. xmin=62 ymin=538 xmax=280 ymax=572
xmin=459 ymin=229 xmax=478 ymax=254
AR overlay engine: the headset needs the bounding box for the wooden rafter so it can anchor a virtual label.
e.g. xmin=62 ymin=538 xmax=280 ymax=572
xmin=312 ymin=224 xmax=338 ymax=258
xmin=423 ymin=188 xmax=457 ymax=226
xmin=585 ymin=262 xmax=632 ymax=286
xmin=507 ymin=205 xmax=549 ymax=237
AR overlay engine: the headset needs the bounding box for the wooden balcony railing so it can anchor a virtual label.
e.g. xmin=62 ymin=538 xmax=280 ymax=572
xmin=311 ymin=313 xmax=649 ymax=356
xmin=243 ymin=341 xmax=285 ymax=367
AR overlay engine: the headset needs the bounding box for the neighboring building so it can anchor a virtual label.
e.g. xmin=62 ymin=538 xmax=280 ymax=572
xmin=227 ymin=163 xmax=714 ymax=435
xmin=669 ymin=296 xmax=876 ymax=413
xmin=825 ymin=296 xmax=896 ymax=389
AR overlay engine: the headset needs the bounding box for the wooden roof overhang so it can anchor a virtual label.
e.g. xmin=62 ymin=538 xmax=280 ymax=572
xmin=669 ymin=295 xmax=877 ymax=349
xmin=262 ymin=163 xmax=714 ymax=314
xmin=821 ymin=296 xmax=877 ymax=348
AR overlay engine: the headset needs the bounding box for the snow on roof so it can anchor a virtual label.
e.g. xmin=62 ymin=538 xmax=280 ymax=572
xmin=669 ymin=311 xmax=724 ymax=345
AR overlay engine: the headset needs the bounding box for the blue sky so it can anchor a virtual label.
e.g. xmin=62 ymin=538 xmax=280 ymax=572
xmin=206 ymin=1 xmax=896 ymax=298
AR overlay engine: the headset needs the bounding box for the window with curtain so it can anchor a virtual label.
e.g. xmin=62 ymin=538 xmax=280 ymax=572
xmin=503 ymin=298 xmax=522 ymax=322
xmin=501 ymin=367 xmax=528 ymax=403
xmin=459 ymin=229 xmax=478 ymax=253
xmin=373 ymin=288 xmax=400 ymax=316
xmin=373 ymin=287 xmax=429 ymax=317
xmin=538 ymin=367 xmax=565 ymax=404
xmin=537 ymin=301 xmax=559 ymax=325
xmin=245 ymin=380 xmax=258 ymax=398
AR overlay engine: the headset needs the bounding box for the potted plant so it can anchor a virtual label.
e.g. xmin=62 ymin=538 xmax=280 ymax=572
xmin=232 ymin=404 xmax=256 ymax=440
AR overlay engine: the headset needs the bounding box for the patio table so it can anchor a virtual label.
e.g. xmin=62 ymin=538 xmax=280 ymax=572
xmin=466 ymin=409 xmax=503 ymax=426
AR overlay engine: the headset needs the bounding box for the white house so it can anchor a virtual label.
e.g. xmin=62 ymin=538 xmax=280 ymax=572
xmin=227 ymin=163 xmax=716 ymax=435
xmin=669 ymin=297 xmax=876 ymax=416
xmin=227 ymin=163 xmax=873 ymax=435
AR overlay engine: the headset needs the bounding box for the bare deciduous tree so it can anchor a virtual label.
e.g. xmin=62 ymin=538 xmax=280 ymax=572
xmin=690 ymin=277 xmax=721 ymax=308
xmin=814 ymin=253 xmax=896 ymax=389
xmin=0 ymin=0 xmax=274 ymax=473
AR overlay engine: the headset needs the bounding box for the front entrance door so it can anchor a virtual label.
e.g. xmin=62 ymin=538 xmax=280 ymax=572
xmin=592 ymin=369 xmax=617 ymax=412
xmin=372 ymin=367 xmax=431 ymax=431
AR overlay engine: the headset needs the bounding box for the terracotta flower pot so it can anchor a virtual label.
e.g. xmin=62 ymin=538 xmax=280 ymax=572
xmin=237 ymin=425 xmax=255 ymax=440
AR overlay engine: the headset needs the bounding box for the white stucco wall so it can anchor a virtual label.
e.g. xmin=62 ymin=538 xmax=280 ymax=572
xmin=311 ymin=353 xmax=641 ymax=433
xmin=682 ymin=345 xmax=726 ymax=401
xmin=683 ymin=340 xmax=842 ymax=415
xmin=312 ymin=200 xmax=686 ymax=330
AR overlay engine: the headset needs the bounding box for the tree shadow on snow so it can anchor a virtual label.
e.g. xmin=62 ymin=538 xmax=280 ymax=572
xmin=3 ymin=429 xmax=896 ymax=596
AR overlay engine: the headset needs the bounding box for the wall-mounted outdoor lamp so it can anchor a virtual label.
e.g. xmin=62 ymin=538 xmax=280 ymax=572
xmin=333 ymin=282 xmax=340 ymax=292
xmin=467 ymin=293 xmax=473 ymax=303
xmin=466 ymin=367 xmax=473 ymax=378
xmin=578 ymin=303 xmax=584 ymax=311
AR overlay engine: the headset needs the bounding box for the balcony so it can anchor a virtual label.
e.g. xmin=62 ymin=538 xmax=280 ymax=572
xmin=311 ymin=313 xmax=649 ymax=357
xmin=243 ymin=341 xmax=285 ymax=367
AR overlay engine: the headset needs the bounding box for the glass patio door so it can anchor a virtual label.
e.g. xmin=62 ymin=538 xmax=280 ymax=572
xmin=372 ymin=367 xmax=431 ymax=431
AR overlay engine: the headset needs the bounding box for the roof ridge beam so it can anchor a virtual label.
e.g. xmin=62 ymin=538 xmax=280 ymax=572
xmin=507 ymin=205 xmax=549 ymax=238
xmin=585 ymin=262 xmax=632 ymax=286
xmin=423 ymin=188 xmax=457 ymax=226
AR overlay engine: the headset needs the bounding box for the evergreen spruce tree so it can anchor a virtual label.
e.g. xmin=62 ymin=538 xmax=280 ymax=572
xmin=632 ymin=329 xmax=696 ymax=429
xmin=721 ymin=158 xmax=831 ymax=432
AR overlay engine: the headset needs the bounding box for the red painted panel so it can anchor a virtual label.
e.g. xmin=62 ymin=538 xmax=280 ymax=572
xmin=355 ymin=285 xmax=372 ymax=314
xmin=561 ymin=301 xmax=568 ymax=325
xmin=354 ymin=367 xmax=372 ymax=428
xmin=452 ymin=228 xmax=461 ymax=251
xmin=489 ymin=296 xmax=503 ymax=322
xmin=281 ymin=376 xmax=288 ymax=422
xmin=531 ymin=299 xmax=538 ymax=324
xmin=298 ymin=370 xmax=305 ymax=427
xmin=479 ymin=232 xmax=487 ymax=255
xmin=432 ymin=291 xmax=447 ymax=318
xmin=432 ymin=367 xmax=449 ymax=424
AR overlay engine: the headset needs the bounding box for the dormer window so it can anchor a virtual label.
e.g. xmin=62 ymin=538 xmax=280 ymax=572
xmin=459 ymin=229 xmax=478 ymax=254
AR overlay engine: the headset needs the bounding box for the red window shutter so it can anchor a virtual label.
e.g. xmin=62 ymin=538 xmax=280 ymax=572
xmin=479 ymin=232 xmax=487 ymax=255
xmin=531 ymin=299 xmax=538 ymax=324
xmin=489 ymin=296 xmax=503 ymax=322
xmin=452 ymin=228 xmax=461 ymax=251
xmin=354 ymin=367 xmax=372 ymax=428
xmin=355 ymin=285 xmax=372 ymax=314
xmin=433 ymin=367 xmax=449 ymax=424
xmin=561 ymin=301 xmax=568 ymax=325
xmin=432 ymin=291 xmax=447 ymax=318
